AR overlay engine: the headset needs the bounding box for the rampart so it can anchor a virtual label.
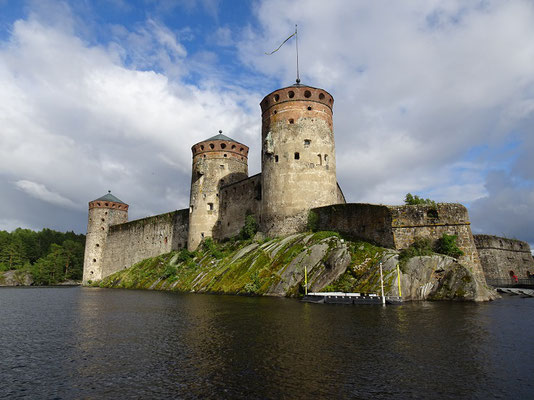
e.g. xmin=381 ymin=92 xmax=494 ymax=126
xmin=474 ymin=234 xmax=534 ymax=280
xmin=313 ymin=203 xmax=484 ymax=276
xmin=218 ymin=173 xmax=262 ymax=239
xmin=101 ymin=209 xmax=189 ymax=278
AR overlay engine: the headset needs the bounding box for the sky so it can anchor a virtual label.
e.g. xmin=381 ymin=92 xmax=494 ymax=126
xmin=0 ymin=0 xmax=533 ymax=250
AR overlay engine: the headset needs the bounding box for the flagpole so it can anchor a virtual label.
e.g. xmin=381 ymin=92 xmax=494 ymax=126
xmin=295 ymin=24 xmax=300 ymax=84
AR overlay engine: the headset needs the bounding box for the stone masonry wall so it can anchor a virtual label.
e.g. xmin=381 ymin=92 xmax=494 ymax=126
xmin=388 ymin=204 xmax=483 ymax=276
xmin=218 ymin=173 xmax=262 ymax=239
xmin=474 ymin=234 xmax=534 ymax=280
xmin=313 ymin=203 xmax=395 ymax=247
xmin=313 ymin=203 xmax=484 ymax=279
xmin=101 ymin=209 xmax=189 ymax=279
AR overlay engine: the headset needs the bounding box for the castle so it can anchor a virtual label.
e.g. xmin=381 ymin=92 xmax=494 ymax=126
xmin=82 ymin=82 xmax=534 ymax=285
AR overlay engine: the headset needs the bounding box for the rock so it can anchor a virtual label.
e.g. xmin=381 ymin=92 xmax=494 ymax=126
xmin=0 ymin=270 xmax=34 ymax=286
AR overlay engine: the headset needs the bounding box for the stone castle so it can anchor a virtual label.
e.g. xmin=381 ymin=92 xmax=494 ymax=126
xmin=82 ymin=83 xmax=533 ymax=285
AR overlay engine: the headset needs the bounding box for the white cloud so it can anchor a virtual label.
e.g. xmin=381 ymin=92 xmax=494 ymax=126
xmin=15 ymin=180 xmax=77 ymax=209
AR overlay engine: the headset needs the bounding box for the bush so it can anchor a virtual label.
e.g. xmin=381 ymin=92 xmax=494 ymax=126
xmin=398 ymin=238 xmax=433 ymax=265
xmin=435 ymin=234 xmax=464 ymax=258
xmin=404 ymin=193 xmax=436 ymax=207
xmin=307 ymin=210 xmax=319 ymax=232
xmin=239 ymin=214 xmax=258 ymax=240
xmin=202 ymin=237 xmax=224 ymax=259
xmin=177 ymin=248 xmax=195 ymax=263
xmin=161 ymin=264 xmax=177 ymax=279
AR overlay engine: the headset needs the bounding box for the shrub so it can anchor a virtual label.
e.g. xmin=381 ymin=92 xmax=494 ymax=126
xmin=307 ymin=210 xmax=319 ymax=232
xmin=404 ymin=193 xmax=436 ymax=207
xmin=161 ymin=264 xmax=177 ymax=279
xmin=177 ymin=248 xmax=195 ymax=263
xmin=435 ymin=234 xmax=464 ymax=258
xmin=398 ymin=238 xmax=433 ymax=265
xmin=202 ymin=238 xmax=224 ymax=259
xmin=239 ymin=214 xmax=258 ymax=240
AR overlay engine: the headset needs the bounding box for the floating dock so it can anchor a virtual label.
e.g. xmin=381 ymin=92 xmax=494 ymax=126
xmin=302 ymin=292 xmax=403 ymax=305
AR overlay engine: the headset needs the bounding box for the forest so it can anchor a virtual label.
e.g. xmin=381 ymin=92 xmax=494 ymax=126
xmin=0 ymin=228 xmax=86 ymax=285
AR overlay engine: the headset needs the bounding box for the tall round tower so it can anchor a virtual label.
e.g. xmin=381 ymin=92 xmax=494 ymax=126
xmin=260 ymin=84 xmax=337 ymax=236
xmin=187 ymin=132 xmax=249 ymax=250
xmin=82 ymin=191 xmax=128 ymax=284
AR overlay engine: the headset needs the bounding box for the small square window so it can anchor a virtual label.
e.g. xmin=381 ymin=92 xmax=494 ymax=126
xmin=294 ymin=152 xmax=300 ymax=160
xmin=207 ymin=203 xmax=214 ymax=211
xmin=304 ymin=139 xmax=311 ymax=147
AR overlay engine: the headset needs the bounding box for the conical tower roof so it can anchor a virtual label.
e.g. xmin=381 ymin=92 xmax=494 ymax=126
xmin=93 ymin=191 xmax=126 ymax=204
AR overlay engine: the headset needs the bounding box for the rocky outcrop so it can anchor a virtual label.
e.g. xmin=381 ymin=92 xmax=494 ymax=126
xmin=97 ymin=232 xmax=496 ymax=301
xmin=0 ymin=270 xmax=34 ymax=286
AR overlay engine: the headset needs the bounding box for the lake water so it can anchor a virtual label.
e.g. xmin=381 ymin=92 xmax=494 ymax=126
xmin=0 ymin=287 xmax=533 ymax=399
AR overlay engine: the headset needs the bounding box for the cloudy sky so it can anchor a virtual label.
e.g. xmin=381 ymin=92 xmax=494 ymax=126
xmin=1 ymin=0 xmax=533 ymax=249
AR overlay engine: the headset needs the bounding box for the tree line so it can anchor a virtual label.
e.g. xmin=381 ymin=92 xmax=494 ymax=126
xmin=0 ymin=228 xmax=86 ymax=285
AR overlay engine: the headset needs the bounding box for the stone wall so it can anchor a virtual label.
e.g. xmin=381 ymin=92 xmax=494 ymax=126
xmin=474 ymin=234 xmax=534 ymax=280
xmin=218 ymin=173 xmax=262 ymax=239
xmin=313 ymin=203 xmax=484 ymax=277
xmin=388 ymin=204 xmax=482 ymax=275
xmin=101 ymin=209 xmax=189 ymax=278
xmin=313 ymin=203 xmax=395 ymax=247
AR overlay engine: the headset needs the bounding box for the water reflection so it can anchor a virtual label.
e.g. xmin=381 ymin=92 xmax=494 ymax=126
xmin=1 ymin=287 xmax=533 ymax=399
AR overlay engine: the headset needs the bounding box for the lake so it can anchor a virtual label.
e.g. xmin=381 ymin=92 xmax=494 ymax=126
xmin=0 ymin=287 xmax=532 ymax=399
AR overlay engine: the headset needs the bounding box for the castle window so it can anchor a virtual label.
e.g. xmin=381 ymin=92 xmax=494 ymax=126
xmin=201 ymin=232 xmax=205 ymax=238
xmin=319 ymin=93 xmax=325 ymax=100
xmin=101 ymin=227 xmax=105 ymax=231
xmin=304 ymin=90 xmax=311 ymax=98
xmin=274 ymin=94 xmax=280 ymax=101
xmin=105 ymin=203 xmax=108 ymax=206
xmin=289 ymin=119 xmax=294 ymax=124
xmin=275 ymin=155 xmax=279 ymax=162
xmin=304 ymin=139 xmax=311 ymax=147
xmin=324 ymin=154 xmax=328 ymax=163
xmin=294 ymin=152 xmax=300 ymax=160
xmin=93 ymin=259 xmax=96 ymax=262
xmin=288 ymin=90 xmax=295 ymax=98
xmin=97 ymin=202 xmax=101 ymax=206
xmin=221 ymin=143 xmax=226 ymax=149
xmin=203 ymin=154 xmax=206 ymax=158
xmin=220 ymin=165 xmax=225 ymax=169
xmin=101 ymin=218 xmax=105 ymax=222
xmin=273 ymin=110 xmax=277 ymax=114
xmin=224 ymin=154 xmax=227 ymax=157
xmin=207 ymin=203 xmax=214 ymax=211
xmin=232 ymin=145 xmax=236 ymax=149
xmin=210 ymin=143 xmax=215 ymax=149
xmin=201 ymin=145 xmax=204 ymax=150
xmin=240 ymin=147 xmax=244 ymax=152
xmin=307 ymin=106 xmax=312 ymax=111
xmin=105 ymin=212 xmax=108 ymax=215
xmin=318 ymin=154 xmax=322 ymax=165
xmin=96 ymin=243 xmax=99 ymax=247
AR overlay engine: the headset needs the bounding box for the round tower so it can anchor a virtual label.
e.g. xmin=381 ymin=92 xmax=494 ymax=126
xmin=260 ymin=84 xmax=337 ymax=236
xmin=187 ymin=131 xmax=249 ymax=250
xmin=82 ymin=191 xmax=128 ymax=284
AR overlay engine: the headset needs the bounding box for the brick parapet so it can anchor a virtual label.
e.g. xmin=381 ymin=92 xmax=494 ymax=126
xmin=192 ymin=139 xmax=249 ymax=163
xmin=260 ymin=85 xmax=334 ymax=114
xmin=89 ymin=200 xmax=129 ymax=211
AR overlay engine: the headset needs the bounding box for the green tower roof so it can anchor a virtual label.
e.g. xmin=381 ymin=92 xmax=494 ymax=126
xmin=93 ymin=191 xmax=126 ymax=204
xmin=204 ymin=131 xmax=242 ymax=145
